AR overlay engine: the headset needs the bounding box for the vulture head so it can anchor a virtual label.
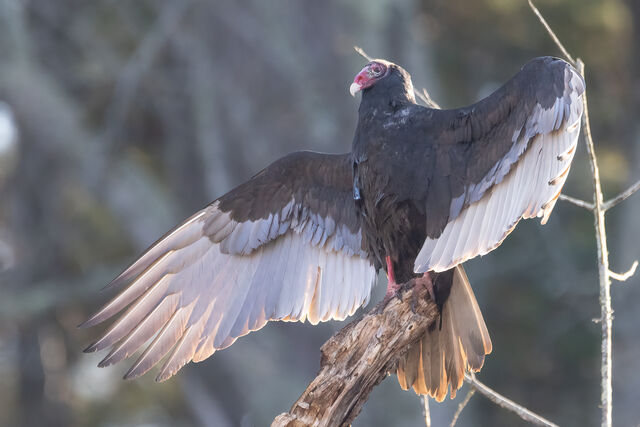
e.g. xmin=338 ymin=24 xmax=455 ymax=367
xmin=350 ymin=59 xmax=415 ymax=104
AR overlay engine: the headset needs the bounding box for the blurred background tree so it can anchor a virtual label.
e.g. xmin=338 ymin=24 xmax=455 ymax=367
xmin=0 ymin=0 xmax=638 ymax=426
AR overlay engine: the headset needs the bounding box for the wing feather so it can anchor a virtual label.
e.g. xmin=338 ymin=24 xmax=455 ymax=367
xmin=83 ymin=152 xmax=377 ymax=381
xmin=124 ymin=300 xmax=196 ymax=379
xmin=415 ymin=60 xmax=584 ymax=272
xmin=97 ymin=294 xmax=180 ymax=367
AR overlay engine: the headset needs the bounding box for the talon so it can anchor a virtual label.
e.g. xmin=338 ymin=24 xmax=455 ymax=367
xmin=415 ymin=273 xmax=435 ymax=302
xmin=376 ymin=291 xmax=398 ymax=314
xmin=377 ymin=281 xmax=402 ymax=313
xmin=409 ymin=286 xmax=418 ymax=313
xmin=377 ymin=257 xmax=436 ymax=314
xmin=400 ymin=278 xmax=421 ymax=314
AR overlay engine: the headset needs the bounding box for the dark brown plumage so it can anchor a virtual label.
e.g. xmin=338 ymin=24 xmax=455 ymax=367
xmin=82 ymin=56 xmax=584 ymax=400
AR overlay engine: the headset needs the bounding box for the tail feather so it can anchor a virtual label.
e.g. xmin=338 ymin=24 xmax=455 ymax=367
xmin=396 ymin=265 xmax=492 ymax=401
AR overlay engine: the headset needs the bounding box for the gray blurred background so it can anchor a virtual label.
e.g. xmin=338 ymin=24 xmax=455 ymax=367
xmin=1 ymin=0 xmax=638 ymax=426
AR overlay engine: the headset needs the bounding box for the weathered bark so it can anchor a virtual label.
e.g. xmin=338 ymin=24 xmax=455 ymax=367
xmin=272 ymin=279 xmax=438 ymax=427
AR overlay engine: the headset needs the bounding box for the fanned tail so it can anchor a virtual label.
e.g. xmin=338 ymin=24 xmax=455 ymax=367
xmin=396 ymin=265 xmax=492 ymax=401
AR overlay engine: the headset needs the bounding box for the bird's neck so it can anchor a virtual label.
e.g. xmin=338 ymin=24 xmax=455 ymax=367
xmin=358 ymin=82 xmax=415 ymax=117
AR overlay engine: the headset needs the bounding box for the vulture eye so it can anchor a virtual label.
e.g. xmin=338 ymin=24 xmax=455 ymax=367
xmin=370 ymin=63 xmax=385 ymax=76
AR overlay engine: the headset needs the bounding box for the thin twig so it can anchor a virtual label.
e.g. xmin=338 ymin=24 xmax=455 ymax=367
xmin=609 ymin=261 xmax=638 ymax=283
xmin=464 ymin=374 xmax=559 ymax=427
xmin=559 ymin=194 xmax=594 ymax=210
xmin=421 ymin=396 xmax=431 ymax=427
xmin=354 ymin=46 xmax=372 ymax=61
xmin=576 ymin=57 xmax=614 ymax=427
xmin=416 ymin=88 xmax=441 ymax=109
xmin=449 ymin=388 xmax=476 ymax=427
xmin=603 ymin=180 xmax=640 ymax=211
xmin=527 ymin=0 xmax=575 ymax=64
xmin=415 ymin=90 xmax=430 ymax=107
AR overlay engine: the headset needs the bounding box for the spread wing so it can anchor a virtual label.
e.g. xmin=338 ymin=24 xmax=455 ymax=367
xmin=81 ymin=151 xmax=377 ymax=381
xmin=413 ymin=57 xmax=585 ymax=273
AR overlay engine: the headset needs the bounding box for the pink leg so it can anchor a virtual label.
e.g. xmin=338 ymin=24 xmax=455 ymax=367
xmin=384 ymin=256 xmax=402 ymax=298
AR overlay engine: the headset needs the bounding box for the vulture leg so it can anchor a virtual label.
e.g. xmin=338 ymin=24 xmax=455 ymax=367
xmin=376 ymin=256 xmax=403 ymax=312
xmin=384 ymin=255 xmax=401 ymax=297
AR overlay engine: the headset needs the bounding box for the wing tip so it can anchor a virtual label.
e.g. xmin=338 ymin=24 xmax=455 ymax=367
xmin=83 ymin=341 xmax=100 ymax=353
xmin=100 ymin=276 xmax=126 ymax=293
xmin=78 ymin=315 xmax=103 ymax=330
xmin=155 ymin=369 xmax=176 ymax=383
xmin=97 ymin=357 xmax=115 ymax=369
xmin=123 ymin=366 xmax=143 ymax=381
xmin=122 ymin=372 xmax=136 ymax=381
xmin=119 ymin=361 xmax=180 ymax=382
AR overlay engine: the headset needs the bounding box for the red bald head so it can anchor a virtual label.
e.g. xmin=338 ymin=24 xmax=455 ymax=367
xmin=350 ymin=61 xmax=389 ymax=97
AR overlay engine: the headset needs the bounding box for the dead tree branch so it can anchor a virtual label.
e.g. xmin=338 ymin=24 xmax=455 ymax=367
xmin=449 ymin=388 xmax=475 ymax=427
xmin=526 ymin=0 xmax=575 ymax=64
xmin=354 ymin=45 xmax=373 ymax=61
xmin=421 ymin=396 xmax=431 ymax=427
xmin=464 ymin=374 xmax=559 ymax=427
xmin=559 ymin=194 xmax=594 ymax=210
xmin=272 ymin=280 xmax=439 ymax=427
xmin=603 ymin=180 xmax=640 ymax=211
xmin=271 ymin=280 xmax=557 ymax=427
xmin=416 ymin=88 xmax=441 ymax=109
xmin=609 ymin=261 xmax=638 ymax=283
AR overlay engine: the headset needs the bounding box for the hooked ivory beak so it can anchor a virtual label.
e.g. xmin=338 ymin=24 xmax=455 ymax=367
xmin=349 ymin=82 xmax=361 ymax=97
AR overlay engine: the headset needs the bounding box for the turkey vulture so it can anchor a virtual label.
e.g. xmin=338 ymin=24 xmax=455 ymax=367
xmin=82 ymin=56 xmax=584 ymax=402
